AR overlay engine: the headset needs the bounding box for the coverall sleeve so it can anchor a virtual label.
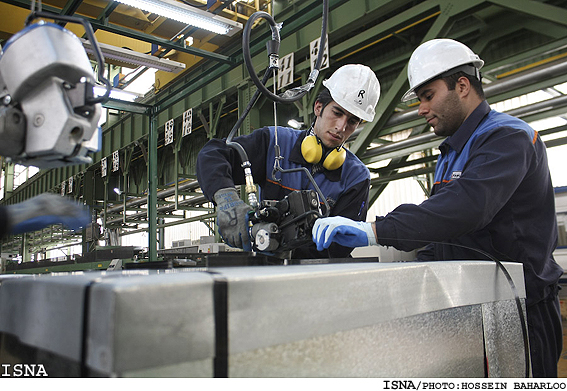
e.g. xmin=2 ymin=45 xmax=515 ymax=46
xmin=196 ymin=127 xmax=271 ymax=201
xmin=375 ymin=127 xmax=537 ymax=252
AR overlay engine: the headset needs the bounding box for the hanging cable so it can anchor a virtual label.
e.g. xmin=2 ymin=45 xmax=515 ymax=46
xmin=225 ymin=0 xmax=329 ymax=209
xmin=241 ymin=0 xmax=329 ymax=103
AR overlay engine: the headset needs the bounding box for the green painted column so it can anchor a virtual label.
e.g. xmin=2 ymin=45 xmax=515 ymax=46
xmin=3 ymin=162 xmax=14 ymax=200
xmin=21 ymin=233 xmax=30 ymax=263
xmin=82 ymin=170 xmax=95 ymax=255
xmin=148 ymin=111 xmax=158 ymax=261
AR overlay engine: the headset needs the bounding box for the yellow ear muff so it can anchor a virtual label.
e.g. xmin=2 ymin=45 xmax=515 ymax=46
xmin=301 ymin=135 xmax=323 ymax=164
xmin=323 ymin=147 xmax=346 ymax=171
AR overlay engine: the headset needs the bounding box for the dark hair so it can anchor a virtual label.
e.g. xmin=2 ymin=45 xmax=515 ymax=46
xmin=442 ymin=71 xmax=485 ymax=99
xmin=306 ymin=87 xmax=333 ymax=129
xmin=315 ymin=87 xmax=333 ymax=113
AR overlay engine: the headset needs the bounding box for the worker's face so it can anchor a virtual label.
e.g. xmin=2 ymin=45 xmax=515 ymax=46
xmin=313 ymin=100 xmax=361 ymax=148
xmin=416 ymin=78 xmax=467 ymax=137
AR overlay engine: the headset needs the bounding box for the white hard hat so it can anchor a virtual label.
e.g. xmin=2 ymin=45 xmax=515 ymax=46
xmin=402 ymin=38 xmax=484 ymax=102
xmin=322 ymin=64 xmax=380 ymax=122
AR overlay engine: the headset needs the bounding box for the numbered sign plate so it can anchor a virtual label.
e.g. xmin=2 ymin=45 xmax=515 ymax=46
xmin=310 ymin=35 xmax=329 ymax=72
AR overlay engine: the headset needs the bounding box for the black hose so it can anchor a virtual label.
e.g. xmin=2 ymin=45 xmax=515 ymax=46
xmin=228 ymin=0 xmax=329 ymax=164
xmin=241 ymin=0 xmax=329 ymax=104
xmin=226 ymin=0 xmax=331 ymax=220
xmin=227 ymin=59 xmax=272 ymax=144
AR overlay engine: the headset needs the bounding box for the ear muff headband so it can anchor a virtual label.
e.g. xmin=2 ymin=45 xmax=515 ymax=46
xmin=301 ymin=135 xmax=346 ymax=170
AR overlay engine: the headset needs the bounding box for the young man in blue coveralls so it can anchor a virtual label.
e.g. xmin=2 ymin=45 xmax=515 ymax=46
xmin=312 ymin=39 xmax=563 ymax=377
xmin=196 ymin=64 xmax=380 ymax=259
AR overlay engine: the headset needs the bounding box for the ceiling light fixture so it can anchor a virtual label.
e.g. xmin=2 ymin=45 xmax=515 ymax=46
xmin=114 ymin=0 xmax=243 ymax=36
xmin=94 ymin=85 xmax=142 ymax=102
xmin=81 ymin=39 xmax=186 ymax=73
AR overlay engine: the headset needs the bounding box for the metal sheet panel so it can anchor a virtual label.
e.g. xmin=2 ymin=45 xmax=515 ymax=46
xmin=483 ymin=300 xmax=529 ymax=377
xmin=86 ymin=270 xmax=216 ymax=376
xmin=222 ymin=261 xmax=525 ymax=355
xmin=229 ymin=305 xmax=486 ymax=377
xmin=0 ymin=272 xmax=95 ymax=361
xmin=0 ymin=260 xmax=526 ymax=377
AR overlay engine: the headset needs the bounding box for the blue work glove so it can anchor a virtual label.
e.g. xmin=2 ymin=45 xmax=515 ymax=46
xmin=312 ymin=216 xmax=377 ymax=251
xmin=7 ymin=193 xmax=90 ymax=234
xmin=213 ymin=187 xmax=252 ymax=251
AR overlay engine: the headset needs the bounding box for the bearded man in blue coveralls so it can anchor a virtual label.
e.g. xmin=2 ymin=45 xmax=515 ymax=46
xmin=196 ymin=64 xmax=380 ymax=259
xmin=312 ymin=39 xmax=563 ymax=377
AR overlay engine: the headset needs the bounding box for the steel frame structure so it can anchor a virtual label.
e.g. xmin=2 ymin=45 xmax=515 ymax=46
xmin=2 ymin=0 xmax=567 ymax=261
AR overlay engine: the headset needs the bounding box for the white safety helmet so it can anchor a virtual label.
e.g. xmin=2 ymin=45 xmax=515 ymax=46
xmin=322 ymin=64 xmax=380 ymax=122
xmin=402 ymin=38 xmax=484 ymax=102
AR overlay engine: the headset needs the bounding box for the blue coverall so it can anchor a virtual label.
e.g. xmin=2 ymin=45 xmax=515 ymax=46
xmin=196 ymin=126 xmax=371 ymax=259
xmin=374 ymin=100 xmax=563 ymax=377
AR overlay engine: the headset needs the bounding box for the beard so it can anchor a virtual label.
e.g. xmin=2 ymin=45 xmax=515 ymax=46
xmin=432 ymin=91 xmax=467 ymax=137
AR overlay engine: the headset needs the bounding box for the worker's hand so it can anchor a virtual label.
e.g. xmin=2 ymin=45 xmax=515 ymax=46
xmin=7 ymin=193 xmax=90 ymax=234
xmin=312 ymin=216 xmax=377 ymax=251
xmin=213 ymin=187 xmax=252 ymax=251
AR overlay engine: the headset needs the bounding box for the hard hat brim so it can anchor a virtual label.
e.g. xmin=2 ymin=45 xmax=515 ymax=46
xmin=401 ymin=88 xmax=417 ymax=102
xmin=401 ymin=61 xmax=483 ymax=102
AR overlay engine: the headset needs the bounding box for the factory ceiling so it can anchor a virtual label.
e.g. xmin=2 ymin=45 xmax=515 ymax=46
xmin=1 ymin=1 xmax=566 ymax=141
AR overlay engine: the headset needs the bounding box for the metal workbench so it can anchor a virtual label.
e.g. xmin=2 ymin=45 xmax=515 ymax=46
xmin=0 ymin=260 xmax=528 ymax=377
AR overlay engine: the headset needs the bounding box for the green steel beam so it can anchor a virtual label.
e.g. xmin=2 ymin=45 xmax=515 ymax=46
xmin=3 ymin=0 xmax=236 ymax=64
xmin=370 ymin=166 xmax=436 ymax=185
xmin=488 ymin=0 xmax=567 ymax=27
xmin=350 ymin=0 xmax=467 ymax=156
xmin=87 ymin=19 xmax=235 ymax=64
xmin=0 ymin=0 xmax=60 ymax=13
xmin=4 ymin=0 xmax=567 ymax=253
xmin=482 ymin=37 xmax=567 ymax=79
xmin=148 ymin=112 xmax=158 ymax=261
xmin=3 ymin=163 xmax=14 ymax=200
xmin=153 ymin=0 xmax=349 ymax=113
xmin=487 ymin=73 xmax=567 ymax=104
xmin=330 ymin=0 xmax=441 ymax=62
xmin=366 ymin=124 xmax=430 ymax=201
xmin=117 ymin=212 xmax=216 ymax=236
xmin=102 ymin=98 xmax=151 ymax=114
xmin=59 ymin=0 xmax=83 ymax=18
xmin=545 ymin=136 xmax=567 ymax=149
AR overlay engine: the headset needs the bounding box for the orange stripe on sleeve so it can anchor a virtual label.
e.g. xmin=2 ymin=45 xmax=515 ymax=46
xmin=266 ymin=178 xmax=300 ymax=192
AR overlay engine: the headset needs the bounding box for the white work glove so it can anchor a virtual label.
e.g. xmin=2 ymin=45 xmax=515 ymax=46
xmin=213 ymin=187 xmax=252 ymax=251
xmin=6 ymin=193 xmax=90 ymax=234
xmin=312 ymin=216 xmax=377 ymax=251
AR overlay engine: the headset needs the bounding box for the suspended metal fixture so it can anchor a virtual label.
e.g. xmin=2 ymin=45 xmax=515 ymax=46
xmin=81 ymin=38 xmax=186 ymax=73
xmin=93 ymin=85 xmax=142 ymax=101
xmin=113 ymin=0 xmax=243 ymax=36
